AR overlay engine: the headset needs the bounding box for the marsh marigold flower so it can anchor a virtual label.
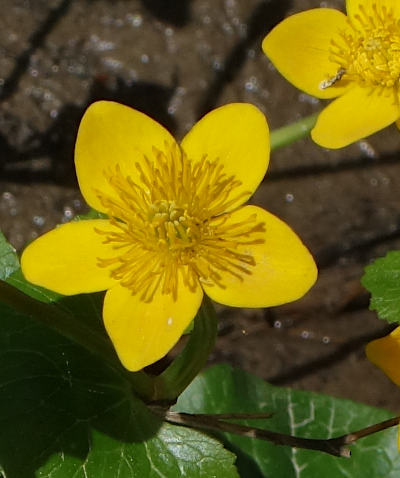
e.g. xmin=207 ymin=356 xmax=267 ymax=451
xmin=366 ymin=328 xmax=400 ymax=449
xmin=262 ymin=0 xmax=400 ymax=148
xmin=21 ymin=101 xmax=317 ymax=371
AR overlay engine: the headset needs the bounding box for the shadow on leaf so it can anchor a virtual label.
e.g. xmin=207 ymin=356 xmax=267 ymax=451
xmin=0 ymin=301 xmax=162 ymax=477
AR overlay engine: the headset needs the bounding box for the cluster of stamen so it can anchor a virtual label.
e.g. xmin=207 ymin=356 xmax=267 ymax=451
xmin=95 ymin=143 xmax=265 ymax=302
xmin=326 ymin=3 xmax=400 ymax=90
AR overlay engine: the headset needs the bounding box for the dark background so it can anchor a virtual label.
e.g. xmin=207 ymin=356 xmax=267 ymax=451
xmin=1 ymin=0 xmax=400 ymax=409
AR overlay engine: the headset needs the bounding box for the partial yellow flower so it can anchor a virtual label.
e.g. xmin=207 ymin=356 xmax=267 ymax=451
xmin=262 ymin=1 xmax=400 ymax=148
xmin=21 ymin=101 xmax=317 ymax=371
xmin=366 ymin=327 xmax=400 ymax=449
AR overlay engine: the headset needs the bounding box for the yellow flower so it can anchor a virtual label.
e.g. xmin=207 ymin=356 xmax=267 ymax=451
xmin=262 ymin=1 xmax=400 ymax=148
xmin=366 ymin=328 xmax=400 ymax=449
xmin=21 ymin=101 xmax=317 ymax=371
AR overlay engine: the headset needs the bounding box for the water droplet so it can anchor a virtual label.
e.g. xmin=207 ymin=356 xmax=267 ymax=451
xmin=63 ymin=207 xmax=73 ymax=219
xmin=102 ymin=57 xmax=122 ymax=70
xmin=212 ymin=58 xmax=224 ymax=71
xmin=359 ymin=140 xmax=377 ymax=158
xmin=285 ymin=193 xmax=294 ymax=203
xmin=222 ymin=22 xmax=233 ymax=34
xmin=127 ymin=13 xmax=143 ymax=27
xmin=245 ymin=76 xmax=258 ymax=92
xmin=370 ymin=177 xmax=378 ymax=186
xmin=33 ymin=215 xmax=45 ymax=227
xmin=2 ymin=191 xmax=14 ymax=201
xmin=239 ymin=23 xmax=247 ymax=37
xmin=299 ymin=93 xmax=320 ymax=104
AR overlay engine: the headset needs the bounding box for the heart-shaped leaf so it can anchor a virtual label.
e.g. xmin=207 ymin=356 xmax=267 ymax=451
xmin=177 ymin=364 xmax=400 ymax=478
xmin=362 ymin=251 xmax=400 ymax=324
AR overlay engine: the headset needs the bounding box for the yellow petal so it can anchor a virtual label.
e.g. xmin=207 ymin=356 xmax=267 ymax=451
xmin=366 ymin=328 xmax=400 ymax=386
xmin=311 ymin=86 xmax=399 ymax=148
xmin=21 ymin=220 xmax=118 ymax=295
xmin=346 ymin=0 xmax=400 ymax=21
xmin=103 ymin=278 xmax=203 ymax=371
xmin=181 ymin=103 xmax=269 ymax=208
xmin=262 ymin=9 xmax=352 ymax=99
xmin=202 ymin=205 xmax=317 ymax=308
xmin=75 ymin=101 xmax=176 ymax=212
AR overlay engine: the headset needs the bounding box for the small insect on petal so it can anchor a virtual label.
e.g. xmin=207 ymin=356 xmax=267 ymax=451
xmin=319 ymin=68 xmax=346 ymax=90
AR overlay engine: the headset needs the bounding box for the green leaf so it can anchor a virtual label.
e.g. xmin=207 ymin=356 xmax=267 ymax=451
xmin=362 ymin=251 xmax=400 ymax=324
xmin=0 ymin=304 xmax=239 ymax=478
xmin=74 ymin=208 xmax=108 ymax=221
xmin=7 ymin=268 xmax=62 ymax=303
xmin=6 ymin=267 xmax=107 ymax=338
xmin=0 ymin=231 xmax=19 ymax=280
xmin=177 ymin=364 xmax=400 ymax=478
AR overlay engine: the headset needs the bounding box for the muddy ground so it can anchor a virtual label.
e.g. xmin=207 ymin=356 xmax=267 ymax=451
xmin=1 ymin=0 xmax=400 ymax=411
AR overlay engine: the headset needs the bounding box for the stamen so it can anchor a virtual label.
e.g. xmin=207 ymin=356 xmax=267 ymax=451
xmin=94 ymin=143 xmax=265 ymax=302
xmin=324 ymin=3 xmax=400 ymax=90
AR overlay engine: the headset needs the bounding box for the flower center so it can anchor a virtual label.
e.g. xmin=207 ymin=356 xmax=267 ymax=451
xmin=147 ymin=199 xmax=197 ymax=250
xmin=95 ymin=143 xmax=265 ymax=302
xmin=328 ymin=3 xmax=400 ymax=89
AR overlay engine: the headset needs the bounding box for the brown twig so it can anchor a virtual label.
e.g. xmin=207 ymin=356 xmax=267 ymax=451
xmin=149 ymin=406 xmax=399 ymax=458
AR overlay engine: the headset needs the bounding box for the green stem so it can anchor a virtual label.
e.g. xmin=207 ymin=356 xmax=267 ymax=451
xmin=151 ymin=296 xmax=218 ymax=402
xmin=270 ymin=113 xmax=318 ymax=151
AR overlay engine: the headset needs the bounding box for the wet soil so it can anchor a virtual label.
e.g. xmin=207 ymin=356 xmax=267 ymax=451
xmin=1 ymin=0 xmax=400 ymax=411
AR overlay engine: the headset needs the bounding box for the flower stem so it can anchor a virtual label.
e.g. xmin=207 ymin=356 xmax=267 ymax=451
xmin=270 ymin=113 xmax=318 ymax=151
xmin=151 ymin=296 xmax=218 ymax=402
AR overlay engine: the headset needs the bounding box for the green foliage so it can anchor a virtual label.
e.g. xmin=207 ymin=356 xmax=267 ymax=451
xmin=362 ymin=251 xmax=400 ymax=324
xmin=0 ymin=231 xmax=19 ymax=280
xmin=0 ymin=299 xmax=238 ymax=478
xmin=7 ymin=267 xmax=62 ymax=302
xmin=73 ymin=208 xmax=108 ymax=221
xmin=177 ymin=365 xmax=400 ymax=478
xmin=7 ymin=268 xmax=106 ymax=333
